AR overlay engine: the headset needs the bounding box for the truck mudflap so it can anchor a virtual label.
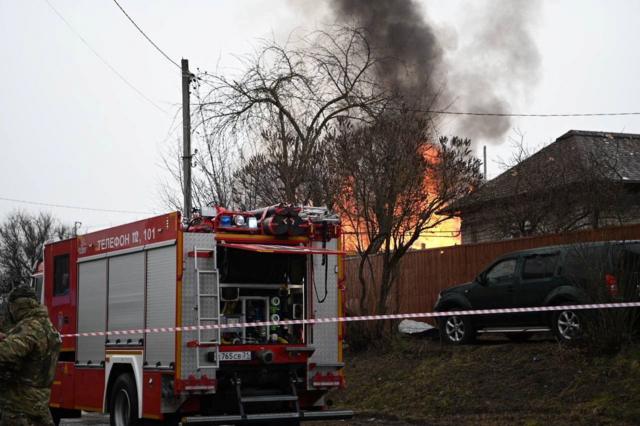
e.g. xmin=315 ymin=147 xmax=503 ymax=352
xmin=179 ymin=409 xmax=354 ymax=424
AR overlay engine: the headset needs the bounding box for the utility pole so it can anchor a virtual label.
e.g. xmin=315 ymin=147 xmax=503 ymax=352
xmin=483 ymin=145 xmax=488 ymax=182
xmin=73 ymin=221 xmax=82 ymax=237
xmin=182 ymin=59 xmax=193 ymax=223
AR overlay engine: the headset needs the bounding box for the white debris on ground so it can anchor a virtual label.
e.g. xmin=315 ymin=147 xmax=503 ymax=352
xmin=398 ymin=319 xmax=436 ymax=335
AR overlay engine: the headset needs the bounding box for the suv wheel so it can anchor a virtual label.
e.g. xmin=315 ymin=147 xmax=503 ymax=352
xmin=553 ymin=309 xmax=583 ymax=342
xmin=440 ymin=313 xmax=475 ymax=344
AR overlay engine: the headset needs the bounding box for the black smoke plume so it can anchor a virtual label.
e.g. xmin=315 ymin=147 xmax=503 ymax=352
xmin=329 ymin=0 xmax=542 ymax=143
xmin=330 ymin=0 xmax=445 ymax=104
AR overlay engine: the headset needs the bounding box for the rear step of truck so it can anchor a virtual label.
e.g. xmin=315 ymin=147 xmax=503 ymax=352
xmin=179 ymin=376 xmax=353 ymax=425
xmin=180 ymin=409 xmax=354 ymax=425
xmin=179 ymin=410 xmax=355 ymax=424
xmin=234 ymin=375 xmax=301 ymax=420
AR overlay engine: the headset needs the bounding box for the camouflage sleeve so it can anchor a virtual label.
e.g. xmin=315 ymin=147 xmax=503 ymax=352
xmin=0 ymin=315 xmax=9 ymax=334
xmin=0 ymin=322 xmax=39 ymax=367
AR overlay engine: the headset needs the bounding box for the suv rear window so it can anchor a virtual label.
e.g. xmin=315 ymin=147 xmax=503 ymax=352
xmin=522 ymin=254 xmax=558 ymax=279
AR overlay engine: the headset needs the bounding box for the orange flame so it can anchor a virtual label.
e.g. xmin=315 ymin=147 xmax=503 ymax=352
xmin=340 ymin=215 xmax=459 ymax=253
xmin=338 ymin=140 xmax=461 ymax=253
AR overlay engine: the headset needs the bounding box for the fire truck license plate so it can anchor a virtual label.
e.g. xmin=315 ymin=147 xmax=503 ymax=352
xmin=219 ymin=351 xmax=252 ymax=361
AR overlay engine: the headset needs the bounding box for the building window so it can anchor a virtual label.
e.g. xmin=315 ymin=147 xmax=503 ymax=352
xmin=54 ymin=254 xmax=70 ymax=296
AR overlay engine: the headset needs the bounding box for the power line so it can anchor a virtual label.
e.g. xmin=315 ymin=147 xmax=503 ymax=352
xmin=159 ymin=106 xmax=184 ymax=147
xmin=40 ymin=3 xmax=640 ymax=122
xmin=341 ymin=230 xmax=460 ymax=237
xmin=0 ymin=196 xmax=154 ymax=215
xmin=415 ymin=109 xmax=640 ymax=118
xmin=111 ymin=0 xmax=182 ymax=71
xmin=43 ymin=0 xmax=167 ymax=114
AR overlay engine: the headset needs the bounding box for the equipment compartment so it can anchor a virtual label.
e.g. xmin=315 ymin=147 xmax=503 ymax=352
xmin=217 ymin=247 xmax=306 ymax=345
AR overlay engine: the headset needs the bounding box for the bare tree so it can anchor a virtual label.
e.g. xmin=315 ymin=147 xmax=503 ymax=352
xmin=490 ymin=130 xmax=554 ymax=237
xmin=191 ymin=79 xmax=239 ymax=209
xmin=563 ymin=242 xmax=640 ymax=354
xmin=159 ymin=135 xmax=184 ymax=212
xmin=232 ymin=150 xmax=285 ymax=210
xmin=231 ymin=132 xmax=338 ymax=209
xmin=330 ymin=108 xmax=482 ymax=335
xmin=495 ymin=128 xmax=545 ymax=169
xmin=191 ymin=27 xmax=388 ymax=208
xmin=159 ymin=100 xmax=238 ymax=213
xmin=0 ymin=211 xmax=69 ymax=293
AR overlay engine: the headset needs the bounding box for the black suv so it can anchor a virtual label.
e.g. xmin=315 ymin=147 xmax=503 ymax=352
xmin=434 ymin=241 xmax=640 ymax=344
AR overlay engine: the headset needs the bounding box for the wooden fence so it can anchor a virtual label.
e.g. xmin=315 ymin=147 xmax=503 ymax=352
xmin=343 ymin=223 xmax=640 ymax=316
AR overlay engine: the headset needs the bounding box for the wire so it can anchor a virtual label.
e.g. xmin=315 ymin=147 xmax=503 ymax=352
xmin=341 ymin=230 xmax=460 ymax=235
xmin=0 ymin=196 xmax=154 ymax=215
xmin=111 ymin=0 xmax=182 ymax=71
xmin=412 ymin=108 xmax=640 ymax=118
xmin=43 ymin=0 xmax=167 ymax=114
xmin=310 ymin=257 xmax=328 ymax=304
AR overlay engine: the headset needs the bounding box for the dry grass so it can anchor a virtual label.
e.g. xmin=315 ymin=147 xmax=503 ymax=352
xmin=329 ymin=336 xmax=640 ymax=425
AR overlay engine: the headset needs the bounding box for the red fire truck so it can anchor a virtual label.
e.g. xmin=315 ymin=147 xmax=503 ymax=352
xmin=38 ymin=205 xmax=352 ymax=425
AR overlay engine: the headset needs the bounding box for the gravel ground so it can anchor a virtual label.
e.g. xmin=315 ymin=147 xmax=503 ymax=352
xmin=60 ymin=413 xmax=107 ymax=425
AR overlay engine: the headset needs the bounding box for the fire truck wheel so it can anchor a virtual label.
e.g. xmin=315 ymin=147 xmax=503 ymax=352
xmin=109 ymin=373 xmax=140 ymax=426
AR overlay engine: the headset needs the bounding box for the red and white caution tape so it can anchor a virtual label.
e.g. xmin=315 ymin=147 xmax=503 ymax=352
xmin=61 ymin=301 xmax=640 ymax=338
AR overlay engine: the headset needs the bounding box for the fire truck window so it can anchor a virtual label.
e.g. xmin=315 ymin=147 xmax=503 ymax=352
xmin=54 ymin=254 xmax=70 ymax=296
xmin=33 ymin=276 xmax=44 ymax=301
xmin=218 ymin=248 xmax=306 ymax=284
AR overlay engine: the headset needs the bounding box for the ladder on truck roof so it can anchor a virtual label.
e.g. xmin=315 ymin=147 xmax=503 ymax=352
xmin=194 ymin=246 xmax=220 ymax=369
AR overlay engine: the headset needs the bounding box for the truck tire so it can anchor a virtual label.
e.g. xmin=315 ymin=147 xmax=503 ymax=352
xmin=439 ymin=311 xmax=475 ymax=345
xmin=50 ymin=408 xmax=61 ymax=426
xmin=109 ymin=373 xmax=140 ymax=426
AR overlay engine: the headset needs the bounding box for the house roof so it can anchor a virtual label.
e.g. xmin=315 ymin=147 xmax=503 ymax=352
xmin=445 ymin=130 xmax=640 ymax=214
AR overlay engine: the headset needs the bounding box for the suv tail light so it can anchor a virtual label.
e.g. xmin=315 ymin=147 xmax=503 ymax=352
xmin=605 ymin=274 xmax=619 ymax=297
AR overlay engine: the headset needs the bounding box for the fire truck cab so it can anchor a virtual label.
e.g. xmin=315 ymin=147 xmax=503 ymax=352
xmin=41 ymin=205 xmax=352 ymax=425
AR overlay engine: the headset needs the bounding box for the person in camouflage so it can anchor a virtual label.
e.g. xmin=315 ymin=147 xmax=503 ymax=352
xmin=0 ymin=285 xmax=61 ymax=426
xmin=0 ymin=298 xmax=11 ymax=333
xmin=0 ymin=302 xmax=13 ymax=422
xmin=0 ymin=296 xmax=14 ymax=421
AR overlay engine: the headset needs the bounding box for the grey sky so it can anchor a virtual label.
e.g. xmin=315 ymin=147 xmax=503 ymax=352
xmin=1 ymin=0 xmax=639 ymax=232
